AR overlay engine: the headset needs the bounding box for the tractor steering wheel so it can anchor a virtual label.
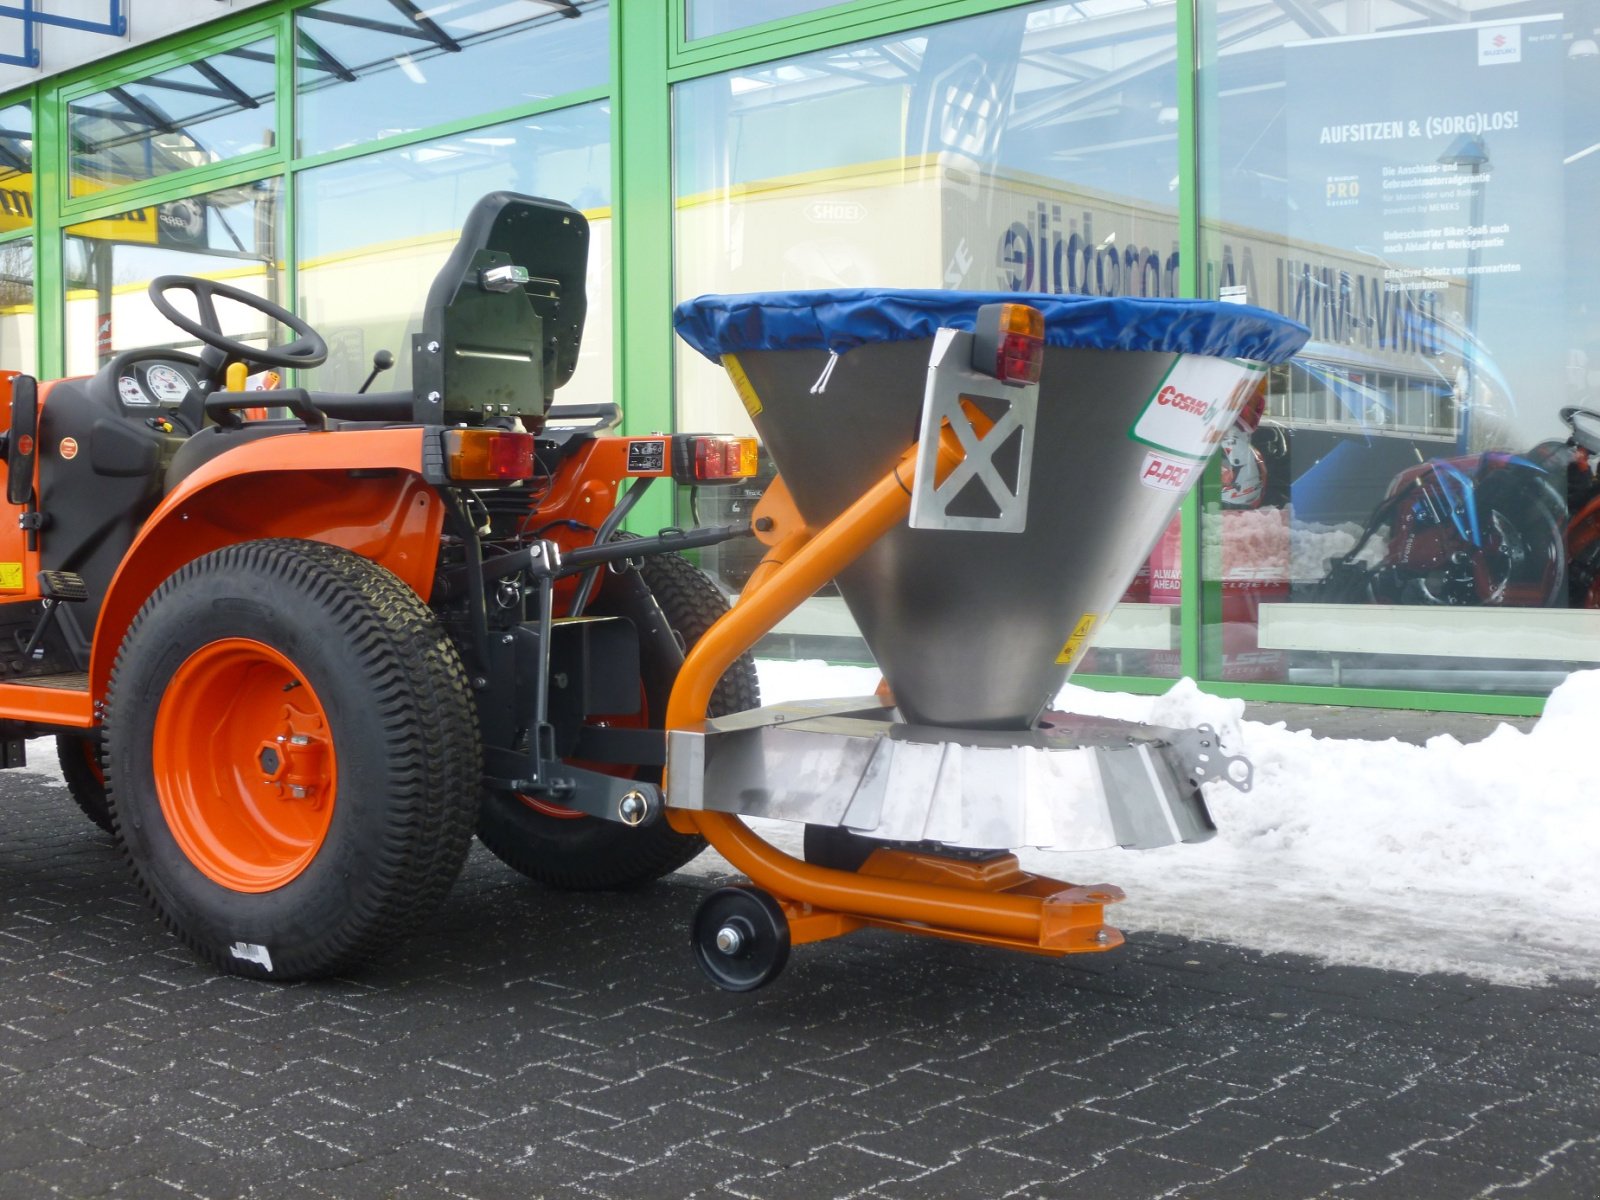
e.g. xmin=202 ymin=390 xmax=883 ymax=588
xmin=1562 ymin=406 xmax=1600 ymax=455
xmin=149 ymin=275 xmax=329 ymax=376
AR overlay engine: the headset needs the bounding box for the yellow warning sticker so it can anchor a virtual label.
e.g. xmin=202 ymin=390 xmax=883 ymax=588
xmin=0 ymin=562 xmax=22 ymax=592
xmin=723 ymin=353 xmax=763 ymax=417
xmin=1056 ymin=613 xmax=1098 ymax=664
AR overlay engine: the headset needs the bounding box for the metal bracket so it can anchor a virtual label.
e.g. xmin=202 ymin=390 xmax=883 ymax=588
xmin=910 ymin=327 xmax=1039 ymax=534
xmin=528 ymin=767 xmax=662 ymax=827
xmin=1166 ymin=724 xmax=1252 ymax=793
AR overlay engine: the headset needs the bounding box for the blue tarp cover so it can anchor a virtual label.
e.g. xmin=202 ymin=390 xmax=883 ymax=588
xmin=674 ymin=289 xmax=1309 ymax=366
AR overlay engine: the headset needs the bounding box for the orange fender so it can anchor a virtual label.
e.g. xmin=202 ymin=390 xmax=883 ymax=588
xmin=90 ymin=426 xmax=444 ymax=697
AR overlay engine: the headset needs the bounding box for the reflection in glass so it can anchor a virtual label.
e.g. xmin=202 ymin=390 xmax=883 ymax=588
xmin=687 ymin=0 xmax=851 ymax=41
xmin=0 ymin=237 xmax=35 ymax=374
xmin=64 ymin=180 xmax=283 ymax=375
xmin=674 ymin=1 xmax=1181 ymax=672
xmin=68 ymin=40 xmax=277 ymax=197
xmin=295 ymin=0 xmax=608 ymax=157
xmin=1198 ymin=2 xmax=1600 ymax=695
xmin=297 ymin=102 xmax=611 ymax=401
xmin=0 ymin=101 xmax=32 ymax=236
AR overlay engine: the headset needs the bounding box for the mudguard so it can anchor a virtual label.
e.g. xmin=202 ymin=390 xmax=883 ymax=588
xmin=89 ymin=426 xmax=445 ymax=696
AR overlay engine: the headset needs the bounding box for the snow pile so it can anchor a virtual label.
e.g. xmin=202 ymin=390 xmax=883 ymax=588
xmin=1201 ymin=506 xmax=1290 ymax=579
xmin=1289 ymin=516 xmax=1380 ymax=581
xmin=738 ymin=661 xmax=1600 ymax=985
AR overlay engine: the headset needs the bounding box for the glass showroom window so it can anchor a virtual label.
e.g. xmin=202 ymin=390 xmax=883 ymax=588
xmin=674 ymin=1 xmax=1183 ymax=670
xmin=294 ymin=0 xmax=609 ymax=158
xmin=297 ymin=101 xmax=612 ymax=401
xmin=1 ymin=98 xmax=32 ymax=232
xmin=1198 ymin=1 xmax=1600 ymax=695
xmin=0 ymin=98 xmax=34 ymax=374
xmin=63 ymin=179 xmax=284 ymax=376
xmin=0 ymin=237 xmax=34 ymax=375
xmin=686 ymin=0 xmax=856 ymax=41
xmin=67 ymin=39 xmax=277 ymax=198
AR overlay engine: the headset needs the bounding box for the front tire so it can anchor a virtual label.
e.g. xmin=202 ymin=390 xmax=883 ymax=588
xmin=106 ymin=539 xmax=481 ymax=980
xmin=57 ymin=734 xmax=112 ymax=835
xmin=476 ymin=549 xmax=759 ymax=890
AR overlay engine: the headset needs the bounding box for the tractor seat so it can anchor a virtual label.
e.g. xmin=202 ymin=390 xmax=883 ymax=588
xmin=164 ymin=421 xmax=305 ymax=492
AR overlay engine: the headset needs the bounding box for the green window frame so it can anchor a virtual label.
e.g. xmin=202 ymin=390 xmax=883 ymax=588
xmin=0 ymin=0 xmax=1548 ymax=718
xmin=54 ymin=17 xmax=288 ymax=222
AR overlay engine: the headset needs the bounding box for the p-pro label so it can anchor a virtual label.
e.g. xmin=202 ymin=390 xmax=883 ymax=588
xmin=1138 ymin=451 xmax=1193 ymax=492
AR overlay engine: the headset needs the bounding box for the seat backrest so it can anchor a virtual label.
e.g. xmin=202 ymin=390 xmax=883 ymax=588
xmin=411 ymin=192 xmax=589 ymax=427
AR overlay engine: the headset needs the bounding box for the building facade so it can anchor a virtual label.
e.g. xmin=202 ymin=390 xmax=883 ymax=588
xmin=1 ymin=0 xmax=1597 ymax=717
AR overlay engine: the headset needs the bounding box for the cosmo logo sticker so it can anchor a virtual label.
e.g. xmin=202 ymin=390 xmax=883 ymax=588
xmin=1130 ymin=355 xmax=1266 ymax=460
xmin=1138 ymin=451 xmax=1193 ymax=492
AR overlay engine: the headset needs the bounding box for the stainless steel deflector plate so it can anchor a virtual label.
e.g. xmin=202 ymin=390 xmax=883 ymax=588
xmin=666 ymin=697 xmax=1249 ymax=851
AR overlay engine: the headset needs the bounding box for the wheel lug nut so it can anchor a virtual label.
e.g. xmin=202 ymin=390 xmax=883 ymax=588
xmin=715 ymin=925 xmax=744 ymax=955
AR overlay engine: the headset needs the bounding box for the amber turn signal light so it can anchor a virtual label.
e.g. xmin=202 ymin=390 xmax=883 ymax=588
xmin=972 ymin=302 xmax=1045 ymax=386
xmin=442 ymin=428 xmax=535 ymax=481
xmin=673 ymin=435 xmax=759 ymax=485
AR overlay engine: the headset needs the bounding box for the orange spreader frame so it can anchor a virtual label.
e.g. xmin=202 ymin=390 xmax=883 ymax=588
xmin=663 ymin=424 xmax=1125 ymax=958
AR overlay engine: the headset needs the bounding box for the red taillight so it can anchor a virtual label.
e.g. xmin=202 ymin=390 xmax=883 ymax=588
xmin=442 ymin=428 xmax=535 ymax=481
xmin=674 ymin=435 xmax=759 ymax=484
xmin=973 ymin=302 xmax=1045 ymax=386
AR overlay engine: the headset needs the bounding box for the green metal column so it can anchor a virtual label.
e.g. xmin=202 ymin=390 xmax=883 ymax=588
xmin=1177 ymin=0 xmax=1203 ymax=680
xmin=35 ymin=85 xmax=63 ymax=379
xmin=612 ymin=1 xmax=676 ymax=534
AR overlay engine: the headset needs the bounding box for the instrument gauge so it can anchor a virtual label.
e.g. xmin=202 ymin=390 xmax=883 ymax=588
xmin=146 ymin=364 xmax=191 ymax=405
xmin=118 ymin=374 xmax=148 ymax=407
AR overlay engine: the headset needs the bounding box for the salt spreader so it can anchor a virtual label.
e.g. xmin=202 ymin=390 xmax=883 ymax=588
xmin=667 ymin=288 xmax=1308 ymax=989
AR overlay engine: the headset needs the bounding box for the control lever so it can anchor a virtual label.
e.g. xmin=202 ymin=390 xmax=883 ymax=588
xmin=358 ymin=349 xmax=395 ymax=394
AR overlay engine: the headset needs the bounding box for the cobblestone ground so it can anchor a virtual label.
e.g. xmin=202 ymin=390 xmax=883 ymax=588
xmin=2 ymin=767 xmax=1597 ymax=1200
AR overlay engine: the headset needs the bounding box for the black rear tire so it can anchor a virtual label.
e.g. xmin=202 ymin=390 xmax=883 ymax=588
xmin=476 ymin=549 xmax=759 ymax=890
xmin=106 ymin=539 xmax=481 ymax=980
xmin=57 ymin=734 xmax=112 ymax=835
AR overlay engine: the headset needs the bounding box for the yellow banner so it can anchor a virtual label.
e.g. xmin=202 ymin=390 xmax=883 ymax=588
xmin=1 ymin=172 xmax=159 ymax=245
xmin=0 ymin=173 xmax=33 ymax=236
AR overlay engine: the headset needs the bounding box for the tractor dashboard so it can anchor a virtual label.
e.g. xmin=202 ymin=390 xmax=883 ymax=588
xmin=114 ymin=358 xmax=199 ymax=413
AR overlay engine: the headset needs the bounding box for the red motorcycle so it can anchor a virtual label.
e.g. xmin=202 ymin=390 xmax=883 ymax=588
xmin=1318 ymin=413 xmax=1589 ymax=609
xmin=1542 ymin=407 xmax=1600 ymax=607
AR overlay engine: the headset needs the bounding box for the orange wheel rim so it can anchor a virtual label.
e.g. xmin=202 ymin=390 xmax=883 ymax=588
xmin=152 ymin=638 xmax=337 ymax=893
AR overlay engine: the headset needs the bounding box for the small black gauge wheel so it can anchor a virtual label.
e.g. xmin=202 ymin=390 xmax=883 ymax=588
xmin=691 ymin=885 xmax=791 ymax=992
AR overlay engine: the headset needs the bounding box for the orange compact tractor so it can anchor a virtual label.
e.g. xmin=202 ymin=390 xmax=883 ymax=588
xmin=0 ymin=192 xmax=763 ymax=981
xmin=0 ymin=190 xmax=1308 ymax=991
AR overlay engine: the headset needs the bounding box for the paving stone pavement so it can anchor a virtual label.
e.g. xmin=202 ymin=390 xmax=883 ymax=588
xmin=2 ymin=762 xmax=1597 ymax=1200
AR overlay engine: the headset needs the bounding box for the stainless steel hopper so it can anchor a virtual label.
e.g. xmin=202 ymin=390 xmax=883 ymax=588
xmin=732 ymin=336 xmax=1266 ymax=727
